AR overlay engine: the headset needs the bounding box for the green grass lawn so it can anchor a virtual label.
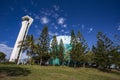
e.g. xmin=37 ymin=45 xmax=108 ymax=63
xmin=0 ymin=64 xmax=120 ymax=80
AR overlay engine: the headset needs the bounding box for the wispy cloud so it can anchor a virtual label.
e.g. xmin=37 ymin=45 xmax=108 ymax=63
xmin=53 ymin=5 xmax=60 ymax=11
xmin=54 ymin=32 xmax=58 ymax=36
xmin=10 ymin=7 xmax=14 ymax=11
xmin=54 ymin=26 xmax=58 ymax=29
xmin=34 ymin=25 xmax=38 ymax=28
xmin=22 ymin=8 xmax=33 ymax=16
xmin=88 ymin=27 xmax=94 ymax=33
xmin=63 ymin=24 xmax=67 ymax=28
xmin=49 ymin=31 xmax=58 ymax=36
xmin=72 ymin=25 xmax=76 ymax=27
xmin=30 ymin=0 xmax=34 ymax=6
xmin=117 ymin=25 xmax=120 ymax=30
xmin=58 ymin=17 xmax=65 ymax=25
xmin=61 ymin=29 xmax=64 ymax=32
xmin=24 ymin=4 xmax=68 ymax=32
xmin=65 ymin=31 xmax=69 ymax=34
xmin=36 ymin=30 xmax=41 ymax=35
xmin=23 ymin=8 xmax=28 ymax=13
xmin=37 ymin=5 xmax=68 ymax=30
xmin=0 ymin=44 xmax=13 ymax=59
xmin=81 ymin=24 xmax=85 ymax=29
xmin=28 ymin=12 xmax=32 ymax=16
xmin=35 ymin=15 xmax=40 ymax=19
xmin=41 ymin=8 xmax=52 ymax=16
xmin=41 ymin=16 xmax=49 ymax=24
xmin=52 ymin=13 xmax=59 ymax=19
xmin=64 ymin=31 xmax=69 ymax=35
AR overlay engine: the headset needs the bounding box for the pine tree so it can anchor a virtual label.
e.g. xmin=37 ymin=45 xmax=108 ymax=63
xmin=77 ymin=30 xmax=89 ymax=67
xmin=84 ymin=51 xmax=95 ymax=66
xmin=70 ymin=30 xmax=77 ymax=67
xmin=58 ymin=39 xmax=65 ymax=65
xmin=92 ymin=32 xmax=114 ymax=70
xmin=70 ymin=30 xmax=89 ymax=67
xmin=51 ymin=35 xmax=58 ymax=65
xmin=110 ymin=46 xmax=120 ymax=69
xmin=73 ymin=42 xmax=84 ymax=67
xmin=70 ymin=30 xmax=77 ymax=46
xmin=40 ymin=26 xmax=50 ymax=52
xmin=112 ymin=35 xmax=120 ymax=69
xmin=77 ymin=30 xmax=89 ymax=54
xmin=39 ymin=26 xmax=50 ymax=64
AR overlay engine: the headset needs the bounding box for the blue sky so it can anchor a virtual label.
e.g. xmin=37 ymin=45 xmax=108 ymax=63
xmin=0 ymin=0 xmax=120 ymax=58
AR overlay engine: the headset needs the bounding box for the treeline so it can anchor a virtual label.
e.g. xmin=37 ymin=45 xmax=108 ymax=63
xmin=17 ymin=26 xmax=120 ymax=71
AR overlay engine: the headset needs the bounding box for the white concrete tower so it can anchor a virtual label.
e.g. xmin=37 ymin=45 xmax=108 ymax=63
xmin=9 ymin=15 xmax=33 ymax=62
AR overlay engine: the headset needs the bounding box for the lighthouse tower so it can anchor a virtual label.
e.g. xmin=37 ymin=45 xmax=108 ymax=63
xmin=9 ymin=15 xmax=33 ymax=63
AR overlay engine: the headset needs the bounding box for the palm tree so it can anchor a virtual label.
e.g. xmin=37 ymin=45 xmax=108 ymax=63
xmin=18 ymin=35 xmax=35 ymax=64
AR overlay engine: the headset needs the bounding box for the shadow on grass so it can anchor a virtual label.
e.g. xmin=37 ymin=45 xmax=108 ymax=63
xmin=98 ymin=68 xmax=120 ymax=76
xmin=0 ymin=67 xmax=31 ymax=77
xmin=111 ymin=70 xmax=120 ymax=76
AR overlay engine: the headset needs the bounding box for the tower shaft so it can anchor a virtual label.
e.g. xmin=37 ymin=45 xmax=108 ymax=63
xmin=9 ymin=15 xmax=33 ymax=62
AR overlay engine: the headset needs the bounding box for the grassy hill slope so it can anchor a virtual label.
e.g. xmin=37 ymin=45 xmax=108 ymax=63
xmin=0 ymin=64 xmax=120 ymax=80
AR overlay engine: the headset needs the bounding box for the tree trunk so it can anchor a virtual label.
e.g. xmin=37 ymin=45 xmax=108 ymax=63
xmin=40 ymin=58 xmax=42 ymax=65
xmin=52 ymin=57 xmax=55 ymax=66
xmin=108 ymin=65 xmax=111 ymax=71
xmin=67 ymin=61 xmax=69 ymax=66
xmin=62 ymin=62 xmax=64 ymax=66
xmin=30 ymin=57 xmax=32 ymax=65
xmin=74 ymin=62 xmax=76 ymax=68
xmin=83 ymin=62 xmax=86 ymax=67
xmin=27 ymin=56 xmax=30 ymax=65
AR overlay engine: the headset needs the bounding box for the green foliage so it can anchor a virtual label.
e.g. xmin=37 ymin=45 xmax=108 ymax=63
xmin=111 ymin=46 xmax=120 ymax=68
xmin=20 ymin=35 xmax=35 ymax=52
xmin=71 ymin=42 xmax=84 ymax=62
xmin=39 ymin=26 xmax=50 ymax=53
xmin=34 ymin=26 xmax=50 ymax=65
xmin=64 ymin=51 xmax=70 ymax=62
xmin=92 ymin=32 xmax=114 ymax=70
xmin=70 ymin=30 xmax=77 ymax=61
xmin=113 ymin=34 xmax=120 ymax=67
xmin=0 ymin=65 xmax=31 ymax=77
xmin=18 ymin=35 xmax=35 ymax=64
xmin=70 ymin=30 xmax=89 ymax=67
xmin=33 ymin=44 xmax=42 ymax=64
xmin=19 ymin=34 xmax=35 ymax=56
xmin=70 ymin=29 xmax=77 ymax=46
xmin=51 ymin=35 xmax=58 ymax=59
xmin=84 ymin=51 xmax=95 ymax=63
xmin=58 ymin=39 xmax=65 ymax=65
xmin=15 ymin=25 xmax=120 ymax=69
xmin=0 ymin=52 xmax=6 ymax=62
